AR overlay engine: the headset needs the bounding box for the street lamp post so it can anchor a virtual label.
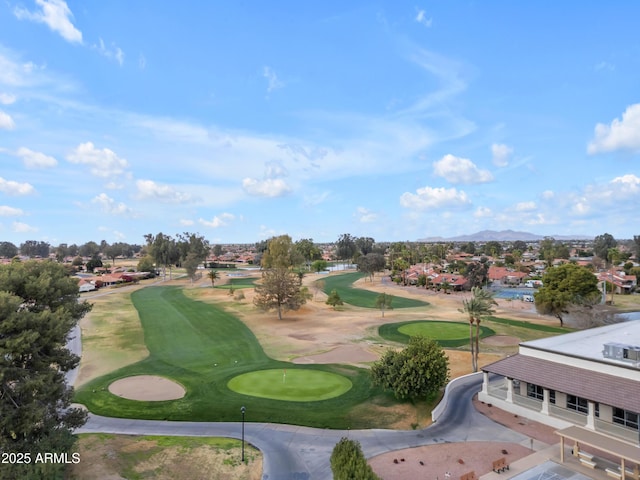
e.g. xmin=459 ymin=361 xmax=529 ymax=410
xmin=240 ymin=406 xmax=246 ymax=463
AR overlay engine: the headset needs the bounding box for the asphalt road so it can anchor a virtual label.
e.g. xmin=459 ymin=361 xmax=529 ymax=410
xmin=77 ymin=374 xmax=530 ymax=480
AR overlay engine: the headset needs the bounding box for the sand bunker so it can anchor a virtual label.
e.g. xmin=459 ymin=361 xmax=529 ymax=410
xmin=483 ymin=335 xmax=520 ymax=346
xmin=108 ymin=375 xmax=186 ymax=401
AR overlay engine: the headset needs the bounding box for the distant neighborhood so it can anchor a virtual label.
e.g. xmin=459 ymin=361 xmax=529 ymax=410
xmin=1 ymin=231 xmax=638 ymax=298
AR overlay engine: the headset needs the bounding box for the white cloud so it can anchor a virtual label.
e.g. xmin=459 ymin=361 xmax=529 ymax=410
xmin=355 ymin=207 xmax=378 ymax=223
xmin=415 ymin=9 xmax=432 ymax=27
xmin=400 ymin=186 xmax=470 ymax=210
xmin=135 ymin=179 xmax=192 ymax=203
xmin=514 ymin=201 xmax=536 ymax=212
xmin=541 ymin=190 xmax=554 ymax=200
xmin=263 ymin=66 xmax=284 ymax=94
xmin=242 ymin=178 xmax=291 ymax=197
xmin=138 ymin=53 xmax=147 ymax=70
xmin=0 ymin=177 xmax=35 ymax=195
xmin=0 ymin=93 xmax=16 ymax=105
xmin=595 ymin=61 xmax=614 ymax=71
xmin=12 ymin=221 xmax=37 ymax=233
xmin=588 ymin=103 xmax=640 ymax=154
xmin=0 ymin=110 xmax=15 ymax=130
xmin=179 ymin=219 xmax=194 ymax=226
xmin=199 ymin=213 xmax=235 ymax=228
xmin=474 ymin=206 xmax=492 ymax=218
xmin=91 ymin=193 xmax=133 ymax=216
xmin=14 ymin=0 xmax=82 ymax=44
xmin=491 ymin=143 xmax=513 ymax=167
xmin=433 ymin=154 xmax=493 ymax=184
xmin=16 ymin=147 xmax=58 ymax=168
xmin=0 ymin=206 xmax=24 ymax=216
xmin=93 ymin=38 xmax=125 ymax=66
xmin=303 ymin=191 xmax=330 ymax=207
xmin=67 ymin=142 xmax=129 ymax=177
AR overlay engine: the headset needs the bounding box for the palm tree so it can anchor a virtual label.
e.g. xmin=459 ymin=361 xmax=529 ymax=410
xmin=460 ymin=287 xmax=497 ymax=372
xmin=207 ymin=269 xmax=220 ymax=287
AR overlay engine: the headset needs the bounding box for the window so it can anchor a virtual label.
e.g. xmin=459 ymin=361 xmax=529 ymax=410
xmin=527 ymin=383 xmax=544 ymax=401
xmin=549 ymin=390 xmax=556 ymax=404
xmin=567 ymin=395 xmax=589 ymax=414
xmin=613 ymin=408 xmax=639 ymax=430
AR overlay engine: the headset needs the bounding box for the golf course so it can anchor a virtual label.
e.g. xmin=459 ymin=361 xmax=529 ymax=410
xmin=76 ymin=285 xmax=377 ymax=428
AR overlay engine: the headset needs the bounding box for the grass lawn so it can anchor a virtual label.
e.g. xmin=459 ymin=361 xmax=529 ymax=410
xmin=379 ymin=321 xmax=495 ymax=347
xmin=214 ymin=277 xmax=257 ymax=290
xmin=484 ymin=316 xmax=571 ymax=333
xmin=322 ymin=272 xmax=429 ymax=308
xmin=75 ymin=286 xmax=378 ymax=429
xmin=228 ymin=369 xmax=352 ymax=401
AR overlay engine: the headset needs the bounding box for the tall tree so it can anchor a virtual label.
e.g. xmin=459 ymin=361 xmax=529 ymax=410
xmin=254 ymin=235 xmax=310 ymax=319
xmin=295 ymin=238 xmax=321 ymax=270
xmin=0 ymin=261 xmax=90 ymax=479
xmin=370 ymin=335 xmax=449 ymax=401
xmin=0 ymin=241 xmax=18 ymax=258
xmin=261 ymin=235 xmax=301 ymax=269
xmin=465 ymin=261 xmax=489 ymax=289
xmin=145 ymin=233 xmax=180 ymax=279
xmin=335 ymin=233 xmax=357 ymax=265
xmin=354 ymin=236 xmax=375 ymax=256
xmin=593 ymin=233 xmax=617 ymax=261
xmin=534 ymin=263 xmax=600 ymax=326
xmin=78 ymin=241 xmax=100 ymax=258
xmin=19 ymin=240 xmax=50 ymax=258
xmin=460 ymin=287 xmax=496 ymax=372
xmin=253 ymin=268 xmax=311 ymax=320
xmin=357 ymin=253 xmax=386 ymax=282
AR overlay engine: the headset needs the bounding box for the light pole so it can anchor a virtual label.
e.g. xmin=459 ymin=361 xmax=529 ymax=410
xmin=240 ymin=405 xmax=246 ymax=463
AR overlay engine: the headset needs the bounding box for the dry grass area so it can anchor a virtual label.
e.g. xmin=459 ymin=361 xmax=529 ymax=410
xmin=69 ymin=434 xmax=262 ymax=480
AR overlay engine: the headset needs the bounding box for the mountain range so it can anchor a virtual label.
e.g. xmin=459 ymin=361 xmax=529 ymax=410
xmin=418 ymin=230 xmax=593 ymax=242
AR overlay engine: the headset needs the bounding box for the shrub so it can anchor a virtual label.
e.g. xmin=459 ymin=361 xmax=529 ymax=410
xmin=330 ymin=437 xmax=380 ymax=480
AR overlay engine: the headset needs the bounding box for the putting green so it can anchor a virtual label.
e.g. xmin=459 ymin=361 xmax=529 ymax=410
xmin=227 ymin=369 xmax=352 ymax=402
xmin=398 ymin=321 xmax=470 ymax=340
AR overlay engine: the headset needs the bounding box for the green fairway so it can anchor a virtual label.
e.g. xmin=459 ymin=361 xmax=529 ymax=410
xmin=379 ymin=320 xmax=495 ymax=347
xmin=75 ymin=286 xmax=376 ymax=428
xmin=214 ymin=276 xmax=257 ymax=289
xmin=322 ymin=272 xmax=429 ymax=308
xmin=228 ymin=369 xmax=352 ymax=401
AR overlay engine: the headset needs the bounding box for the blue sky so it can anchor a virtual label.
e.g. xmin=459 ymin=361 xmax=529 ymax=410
xmin=1 ymin=1 xmax=639 ymax=246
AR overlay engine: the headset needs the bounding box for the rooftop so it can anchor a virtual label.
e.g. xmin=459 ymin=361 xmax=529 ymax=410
xmin=522 ymin=320 xmax=640 ymax=366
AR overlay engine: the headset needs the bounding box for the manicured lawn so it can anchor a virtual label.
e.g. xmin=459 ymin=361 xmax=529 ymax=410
xmin=322 ymin=272 xmax=429 ymax=308
xmin=379 ymin=320 xmax=495 ymax=347
xmin=214 ymin=276 xmax=257 ymax=289
xmin=484 ymin=316 xmax=571 ymax=333
xmin=228 ymin=369 xmax=352 ymax=401
xmin=75 ymin=286 xmax=377 ymax=428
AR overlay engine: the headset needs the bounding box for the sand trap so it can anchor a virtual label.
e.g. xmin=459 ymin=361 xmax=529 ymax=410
xmin=483 ymin=335 xmax=520 ymax=346
xmin=108 ymin=375 xmax=186 ymax=401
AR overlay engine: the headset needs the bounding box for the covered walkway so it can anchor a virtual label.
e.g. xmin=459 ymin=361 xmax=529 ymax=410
xmin=556 ymin=426 xmax=640 ymax=480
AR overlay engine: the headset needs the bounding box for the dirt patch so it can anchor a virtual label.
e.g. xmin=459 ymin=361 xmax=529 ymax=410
xmin=483 ymin=335 xmax=520 ymax=346
xmin=108 ymin=375 xmax=186 ymax=401
xmin=71 ymin=434 xmax=262 ymax=480
xmin=370 ymin=441 xmax=532 ymax=480
xmin=292 ymin=345 xmax=379 ymax=365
